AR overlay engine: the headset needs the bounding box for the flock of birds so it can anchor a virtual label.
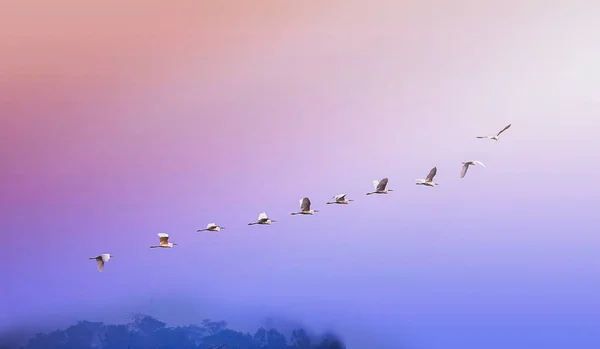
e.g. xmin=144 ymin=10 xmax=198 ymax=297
xmin=89 ymin=123 xmax=513 ymax=272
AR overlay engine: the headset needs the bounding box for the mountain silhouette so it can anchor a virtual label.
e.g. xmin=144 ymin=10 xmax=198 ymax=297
xmin=4 ymin=314 xmax=345 ymax=349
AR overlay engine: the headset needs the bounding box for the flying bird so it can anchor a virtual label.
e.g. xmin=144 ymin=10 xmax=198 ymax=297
xmin=89 ymin=253 xmax=112 ymax=272
xmin=415 ymin=167 xmax=439 ymax=187
xmin=476 ymin=124 xmax=511 ymax=141
xmin=326 ymin=193 xmax=353 ymax=204
xmin=248 ymin=212 xmax=276 ymax=225
xmin=366 ymin=178 xmax=393 ymax=195
xmin=150 ymin=233 xmax=177 ymax=248
xmin=291 ymin=197 xmax=319 ymax=215
xmin=197 ymin=223 xmax=224 ymax=232
xmin=461 ymin=160 xmax=486 ymax=178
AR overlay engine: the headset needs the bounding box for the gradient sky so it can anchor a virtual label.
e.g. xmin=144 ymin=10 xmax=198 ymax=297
xmin=1 ymin=0 xmax=600 ymax=348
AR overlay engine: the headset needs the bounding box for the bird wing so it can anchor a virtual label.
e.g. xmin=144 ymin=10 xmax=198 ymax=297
xmin=335 ymin=193 xmax=346 ymax=201
xmin=101 ymin=254 xmax=111 ymax=262
xmin=473 ymin=160 xmax=486 ymax=167
xmin=376 ymin=178 xmax=388 ymax=191
xmin=372 ymin=180 xmax=379 ymax=189
xmin=460 ymin=163 xmax=469 ymax=178
xmin=258 ymin=212 xmax=268 ymax=220
xmin=300 ymin=197 xmax=311 ymax=211
xmin=207 ymin=223 xmax=216 ymax=228
xmin=496 ymin=123 xmax=511 ymax=136
xmin=159 ymin=235 xmax=169 ymax=244
xmin=157 ymin=233 xmax=169 ymax=238
xmin=97 ymin=259 xmax=105 ymax=272
xmin=425 ymin=167 xmax=437 ymax=181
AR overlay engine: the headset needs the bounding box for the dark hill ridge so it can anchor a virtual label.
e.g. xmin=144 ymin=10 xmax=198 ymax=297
xmin=2 ymin=314 xmax=345 ymax=349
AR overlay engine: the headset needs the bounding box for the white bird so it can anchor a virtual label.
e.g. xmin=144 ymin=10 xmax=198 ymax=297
xmin=461 ymin=160 xmax=486 ymax=178
xmin=150 ymin=233 xmax=177 ymax=248
xmin=476 ymin=124 xmax=511 ymax=141
xmin=197 ymin=223 xmax=224 ymax=232
xmin=291 ymin=197 xmax=319 ymax=215
xmin=248 ymin=212 xmax=276 ymax=225
xmin=415 ymin=167 xmax=439 ymax=187
xmin=366 ymin=178 xmax=393 ymax=195
xmin=326 ymin=193 xmax=353 ymax=204
xmin=89 ymin=253 xmax=112 ymax=272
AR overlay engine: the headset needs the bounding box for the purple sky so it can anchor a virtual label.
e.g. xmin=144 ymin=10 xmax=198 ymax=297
xmin=1 ymin=1 xmax=599 ymax=348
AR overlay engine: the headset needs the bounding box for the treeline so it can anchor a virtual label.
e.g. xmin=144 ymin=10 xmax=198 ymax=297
xmin=15 ymin=314 xmax=345 ymax=349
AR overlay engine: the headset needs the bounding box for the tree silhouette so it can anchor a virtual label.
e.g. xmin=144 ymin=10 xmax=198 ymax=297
xmin=25 ymin=330 xmax=67 ymax=349
xmin=101 ymin=324 xmax=131 ymax=349
xmin=14 ymin=314 xmax=345 ymax=349
xmin=64 ymin=321 xmax=103 ymax=349
xmin=201 ymin=319 xmax=227 ymax=336
xmin=289 ymin=329 xmax=312 ymax=348
xmin=313 ymin=333 xmax=346 ymax=349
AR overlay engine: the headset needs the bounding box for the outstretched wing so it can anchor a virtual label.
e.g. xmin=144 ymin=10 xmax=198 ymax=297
xmin=335 ymin=193 xmax=346 ymax=201
xmin=158 ymin=233 xmax=169 ymax=244
xmin=207 ymin=223 xmax=216 ymax=228
xmin=376 ymin=178 xmax=388 ymax=191
xmin=97 ymin=259 xmax=105 ymax=272
xmin=496 ymin=124 xmax=511 ymax=136
xmin=372 ymin=180 xmax=379 ymax=189
xmin=300 ymin=197 xmax=311 ymax=211
xmin=258 ymin=212 xmax=268 ymax=220
xmin=460 ymin=163 xmax=469 ymax=178
xmin=425 ymin=167 xmax=437 ymax=181
xmin=101 ymin=254 xmax=111 ymax=262
xmin=473 ymin=160 xmax=486 ymax=167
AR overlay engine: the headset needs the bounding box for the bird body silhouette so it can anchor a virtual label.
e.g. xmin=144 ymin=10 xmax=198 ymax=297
xmin=326 ymin=193 xmax=353 ymax=204
xmin=477 ymin=124 xmax=511 ymax=141
xmin=150 ymin=233 xmax=177 ymax=248
xmin=366 ymin=178 xmax=393 ymax=195
xmin=291 ymin=197 xmax=319 ymax=215
xmin=248 ymin=212 xmax=276 ymax=225
xmin=198 ymin=223 xmax=224 ymax=232
xmin=89 ymin=253 xmax=112 ymax=272
xmin=415 ymin=167 xmax=439 ymax=187
xmin=461 ymin=160 xmax=486 ymax=178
